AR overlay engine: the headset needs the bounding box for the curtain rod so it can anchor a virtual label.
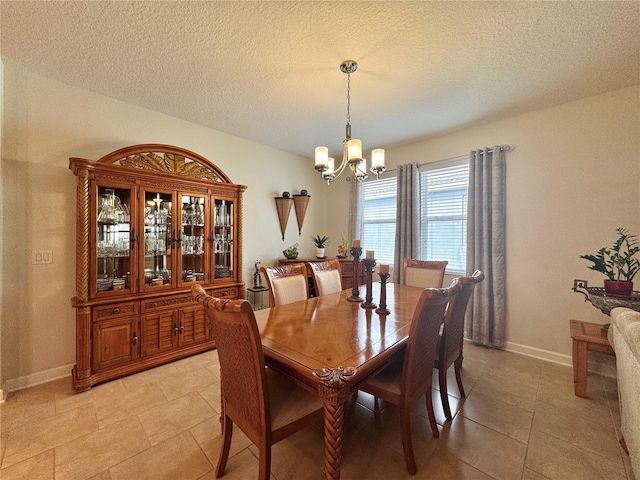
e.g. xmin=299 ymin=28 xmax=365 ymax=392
xmin=371 ymin=144 xmax=514 ymax=177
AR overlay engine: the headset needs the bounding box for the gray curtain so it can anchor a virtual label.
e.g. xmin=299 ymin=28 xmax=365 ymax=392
xmin=393 ymin=163 xmax=420 ymax=284
xmin=465 ymin=146 xmax=506 ymax=348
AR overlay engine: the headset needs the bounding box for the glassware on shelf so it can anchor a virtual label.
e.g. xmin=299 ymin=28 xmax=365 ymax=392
xmin=98 ymin=189 xmax=124 ymax=223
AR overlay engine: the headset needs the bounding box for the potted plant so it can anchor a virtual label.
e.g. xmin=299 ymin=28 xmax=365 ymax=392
xmin=282 ymin=243 xmax=299 ymax=259
xmin=311 ymin=235 xmax=330 ymax=259
xmin=580 ymin=227 xmax=640 ymax=297
xmin=337 ymin=235 xmax=349 ymax=258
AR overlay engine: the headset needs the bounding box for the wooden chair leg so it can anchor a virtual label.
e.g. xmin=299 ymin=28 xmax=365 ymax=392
xmin=399 ymin=406 xmax=417 ymax=475
xmin=216 ymin=415 xmax=233 ymax=478
xmin=258 ymin=444 xmax=272 ymax=480
xmin=454 ymin=356 xmax=466 ymax=398
xmin=438 ymin=366 xmax=453 ymax=421
xmin=425 ymin=390 xmax=440 ymax=438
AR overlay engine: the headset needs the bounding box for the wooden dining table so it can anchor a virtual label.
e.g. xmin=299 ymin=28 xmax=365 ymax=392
xmin=253 ymin=282 xmax=425 ymax=480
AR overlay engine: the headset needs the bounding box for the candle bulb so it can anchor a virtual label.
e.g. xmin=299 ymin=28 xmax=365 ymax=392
xmin=379 ymin=264 xmax=389 ymax=274
xmin=352 ymin=239 xmax=361 ymax=247
xmin=366 ymin=250 xmax=374 ymax=259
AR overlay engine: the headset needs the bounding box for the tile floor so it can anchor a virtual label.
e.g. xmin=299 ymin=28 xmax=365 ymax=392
xmin=0 ymin=343 xmax=635 ymax=480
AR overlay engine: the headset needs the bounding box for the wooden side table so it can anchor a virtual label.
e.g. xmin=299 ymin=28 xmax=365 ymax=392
xmin=569 ymin=320 xmax=615 ymax=397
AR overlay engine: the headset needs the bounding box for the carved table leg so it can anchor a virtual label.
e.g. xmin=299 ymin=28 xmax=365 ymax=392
xmin=313 ymin=366 xmax=356 ymax=480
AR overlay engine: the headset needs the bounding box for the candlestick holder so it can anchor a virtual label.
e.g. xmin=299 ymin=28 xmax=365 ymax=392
xmin=347 ymin=246 xmax=364 ymax=302
xmin=361 ymin=258 xmax=377 ymax=309
xmin=375 ymin=272 xmax=391 ymax=315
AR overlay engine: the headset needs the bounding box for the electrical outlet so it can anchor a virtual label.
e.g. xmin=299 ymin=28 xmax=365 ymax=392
xmin=33 ymin=250 xmax=53 ymax=264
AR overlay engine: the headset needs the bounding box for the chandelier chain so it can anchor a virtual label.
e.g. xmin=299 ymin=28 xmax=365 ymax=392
xmin=346 ymin=71 xmax=351 ymax=126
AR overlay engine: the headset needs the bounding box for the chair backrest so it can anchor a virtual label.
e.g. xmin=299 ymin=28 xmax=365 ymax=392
xmin=403 ymin=259 xmax=448 ymax=288
xmin=261 ymin=263 xmax=308 ymax=306
xmin=440 ymin=270 xmax=485 ymax=365
xmin=401 ymin=280 xmax=461 ymax=402
xmin=191 ymin=285 xmax=269 ymax=444
xmin=308 ymin=260 xmax=342 ymax=296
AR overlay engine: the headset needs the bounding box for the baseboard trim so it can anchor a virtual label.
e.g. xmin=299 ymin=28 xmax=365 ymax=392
xmin=502 ymin=340 xmax=616 ymax=378
xmin=3 ymin=364 xmax=73 ymax=394
xmin=503 ymin=340 xmax=572 ymax=367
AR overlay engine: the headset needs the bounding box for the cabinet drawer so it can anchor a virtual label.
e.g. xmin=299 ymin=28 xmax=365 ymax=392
xmin=209 ymin=286 xmax=238 ymax=299
xmin=93 ymin=301 xmax=138 ymax=320
xmin=342 ymin=262 xmax=355 ymax=275
xmin=143 ymin=294 xmax=195 ymax=312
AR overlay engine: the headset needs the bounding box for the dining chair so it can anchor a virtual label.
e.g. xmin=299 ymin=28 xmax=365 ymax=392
xmin=260 ymin=263 xmax=308 ymax=306
xmin=403 ymin=259 xmax=448 ymax=288
xmin=435 ymin=270 xmax=485 ymax=421
xmin=358 ymin=281 xmax=462 ymax=475
xmin=308 ymin=259 xmax=342 ymax=296
xmin=191 ymin=285 xmax=323 ymax=480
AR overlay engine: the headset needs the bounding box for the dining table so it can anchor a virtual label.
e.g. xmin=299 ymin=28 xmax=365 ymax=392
xmin=253 ymin=281 xmax=426 ymax=480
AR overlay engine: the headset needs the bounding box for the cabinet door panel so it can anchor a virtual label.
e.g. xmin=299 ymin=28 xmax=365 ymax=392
xmin=93 ymin=317 xmax=138 ymax=370
xmin=179 ymin=193 xmax=207 ymax=287
xmin=142 ymin=311 xmax=177 ymax=357
xmin=92 ymin=183 xmax=136 ymax=298
xmin=212 ymin=197 xmax=235 ymax=281
xmin=141 ymin=189 xmax=175 ymax=291
xmin=179 ymin=306 xmax=209 ymax=347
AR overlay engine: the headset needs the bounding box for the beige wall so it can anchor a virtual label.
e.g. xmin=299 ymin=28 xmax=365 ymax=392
xmin=0 ymin=65 xmax=331 ymax=389
xmin=385 ymin=85 xmax=640 ymax=362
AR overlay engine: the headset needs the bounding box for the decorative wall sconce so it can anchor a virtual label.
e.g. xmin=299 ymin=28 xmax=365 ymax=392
xmin=292 ymin=190 xmax=310 ymax=235
xmin=274 ymin=190 xmax=311 ymax=240
xmin=274 ymin=192 xmax=293 ymax=241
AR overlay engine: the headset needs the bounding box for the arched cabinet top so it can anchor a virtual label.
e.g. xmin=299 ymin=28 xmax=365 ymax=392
xmin=70 ymin=143 xmax=235 ymax=184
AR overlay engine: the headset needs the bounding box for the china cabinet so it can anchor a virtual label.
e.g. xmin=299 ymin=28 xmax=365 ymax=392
xmin=70 ymin=144 xmax=246 ymax=391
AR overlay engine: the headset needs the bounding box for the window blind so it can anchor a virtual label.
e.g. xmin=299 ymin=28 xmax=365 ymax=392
xmin=419 ymin=163 xmax=469 ymax=273
xmin=361 ymin=177 xmax=396 ymax=265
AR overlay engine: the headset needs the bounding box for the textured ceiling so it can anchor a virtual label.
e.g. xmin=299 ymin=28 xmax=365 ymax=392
xmin=1 ymin=1 xmax=639 ymax=160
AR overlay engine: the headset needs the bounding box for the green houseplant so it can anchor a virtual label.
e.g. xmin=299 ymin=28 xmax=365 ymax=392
xmin=580 ymin=227 xmax=640 ymax=296
xmin=311 ymin=235 xmax=330 ymax=259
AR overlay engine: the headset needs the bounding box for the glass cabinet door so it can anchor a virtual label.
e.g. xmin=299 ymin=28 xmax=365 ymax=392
xmin=213 ymin=199 xmax=234 ymax=280
xmin=96 ymin=186 xmax=133 ymax=294
xmin=179 ymin=194 xmax=206 ymax=285
xmin=142 ymin=190 xmax=173 ymax=289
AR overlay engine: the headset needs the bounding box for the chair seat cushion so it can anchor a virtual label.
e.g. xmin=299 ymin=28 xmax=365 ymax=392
xmin=266 ymin=368 xmax=323 ymax=431
xmin=360 ymin=358 xmax=403 ymax=401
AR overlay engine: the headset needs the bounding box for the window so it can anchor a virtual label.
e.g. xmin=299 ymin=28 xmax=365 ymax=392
xmin=359 ymin=158 xmax=469 ymax=273
xmin=361 ymin=176 xmax=396 ymax=265
xmin=419 ymin=162 xmax=469 ymax=273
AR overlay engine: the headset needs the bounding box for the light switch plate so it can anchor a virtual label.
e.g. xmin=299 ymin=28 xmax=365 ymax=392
xmin=33 ymin=250 xmax=53 ymax=264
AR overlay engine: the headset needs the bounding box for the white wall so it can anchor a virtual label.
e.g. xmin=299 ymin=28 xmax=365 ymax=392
xmin=0 ymin=65 xmax=331 ymax=389
xmin=385 ymin=85 xmax=640 ymax=363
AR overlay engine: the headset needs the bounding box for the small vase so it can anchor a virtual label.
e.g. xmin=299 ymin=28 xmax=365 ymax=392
xmin=604 ymin=280 xmax=633 ymax=297
xmin=316 ymin=247 xmax=325 ymax=259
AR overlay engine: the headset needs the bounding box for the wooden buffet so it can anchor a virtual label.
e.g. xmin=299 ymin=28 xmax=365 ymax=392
xmin=69 ymin=144 xmax=246 ymax=391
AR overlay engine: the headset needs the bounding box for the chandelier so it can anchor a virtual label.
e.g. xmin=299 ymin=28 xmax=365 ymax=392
xmin=314 ymin=60 xmax=385 ymax=185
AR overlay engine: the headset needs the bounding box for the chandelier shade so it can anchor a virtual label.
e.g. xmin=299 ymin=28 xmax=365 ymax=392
xmin=314 ymin=60 xmax=385 ymax=185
